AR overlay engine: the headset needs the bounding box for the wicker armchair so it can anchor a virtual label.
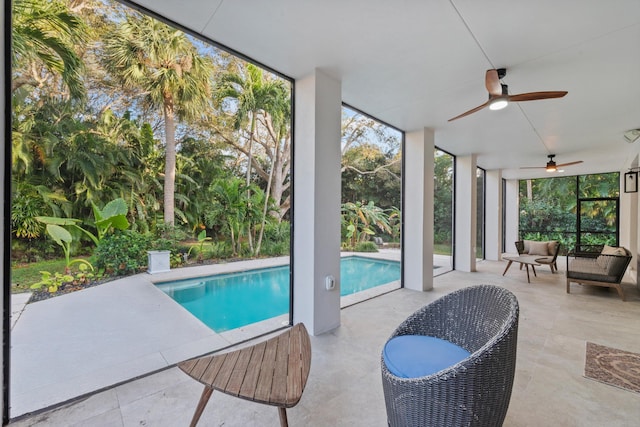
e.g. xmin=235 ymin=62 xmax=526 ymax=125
xmin=381 ymin=285 xmax=519 ymax=427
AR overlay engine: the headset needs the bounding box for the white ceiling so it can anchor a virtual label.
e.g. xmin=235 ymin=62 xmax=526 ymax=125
xmin=130 ymin=0 xmax=640 ymax=179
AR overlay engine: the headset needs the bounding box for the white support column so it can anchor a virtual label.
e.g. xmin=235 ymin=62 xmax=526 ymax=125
xmin=620 ymin=159 xmax=638 ymax=283
xmin=404 ymin=128 xmax=434 ymax=291
xmin=485 ymin=170 xmax=503 ymax=261
xmin=1 ymin=2 xmax=6 ymax=420
xmin=503 ymin=179 xmax=520 ymax=254
xmin=455 ymin=155 xmax=477 ymax=272
xmin=292 ymin=69 xmax=341 ymax=336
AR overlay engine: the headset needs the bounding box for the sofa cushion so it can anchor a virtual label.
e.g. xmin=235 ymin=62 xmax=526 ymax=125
xmin=383 ymin=335 xmax=471 ymax=378
xmin=528 ymin=241 xmax=549 ymax=256
xmin=547 ymin=241 xmax=558 ymax=256
xmin=523 ymin=240 xmax=532 ymax=253
xmin=602 ymin=245 xmax=626 ymax=256
xmin=568 ymin=258 xmax=618 ymax=283
xmin=597 ymin=245 xmax=628 ymax=270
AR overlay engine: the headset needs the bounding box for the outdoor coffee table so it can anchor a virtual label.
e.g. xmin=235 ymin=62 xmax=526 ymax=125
xmin=179 ymin=323 xmax=311 ymax=427
xmin=502 ymin=255 xmax=541 ymax=283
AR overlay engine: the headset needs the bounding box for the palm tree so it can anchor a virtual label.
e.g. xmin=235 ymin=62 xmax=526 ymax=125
xmin=206 ymin=178 xmax=262 ymax=256
xmin=215 ymin=63 xmax=289 ymax=251
xmin=216 ymin=64 xmax=283 ymax=186
xmin=103 ymin=14 xmax=213 ymax=226
xmin=12 ymin=0 xmax=87 ymax=99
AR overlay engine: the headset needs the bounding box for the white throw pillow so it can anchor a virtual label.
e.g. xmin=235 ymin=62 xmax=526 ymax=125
xmin=528 ymin=241 xmax=549 ymax=256
xmin=601 ymin=245 xmax=626 ymax=256
xmin=597 ymin=245 xmax=627 ymax=270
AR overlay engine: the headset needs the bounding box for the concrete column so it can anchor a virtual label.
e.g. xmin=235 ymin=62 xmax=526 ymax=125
xmin=485 ymin=170 xmax=503 ymax=261
xmin=404 ymin=128 xmax=434 ymax=291
xmin=292 ymin=69 xmax=341 ymax=335
xmin=455 ymin=155 xmax=477 ymax=272
xmin=503 ymin=179 xmax=520 ymax=254
xmin=620 ymin=157 xmax=638 ymax=283
xmin=1 ymin=2 xmax=6 ymax=420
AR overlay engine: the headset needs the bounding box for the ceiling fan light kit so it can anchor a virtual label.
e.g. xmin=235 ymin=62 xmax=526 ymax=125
xmin=448 ymin=68 xmax=568 ymax=122
xmin=521 ymin=154 xmax=583 ymax=173
xmin=489 ymin=98 xmax=508 ymax=110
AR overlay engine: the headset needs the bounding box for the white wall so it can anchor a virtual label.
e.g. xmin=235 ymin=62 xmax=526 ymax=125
xmin=620 ymin=154 xmax=639 ymax=285
xmin=454 ymin=155 xmax=477 ymax=271
xmin=404 ymin=129 xmax=434 ymax=291
xmin=485 ymin=170 xmax=503 ymax=260
xmin=292 ymin=69 xmax=341 ymax=336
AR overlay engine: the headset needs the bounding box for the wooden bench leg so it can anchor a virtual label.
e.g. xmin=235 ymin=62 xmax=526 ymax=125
xmin=190 ymin=386 xmax=214 ymax=427
xmin=278 ymin=407 xmax=289 ymax=427
xmin=502 ymin=260 xmax=513 ymax=276
xmin=613 ymin=284 xmax=626 ymax=301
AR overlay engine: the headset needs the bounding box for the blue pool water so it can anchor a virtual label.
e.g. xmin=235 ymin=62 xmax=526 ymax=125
xmin=156 ymin=256 xmax=400 ymax=332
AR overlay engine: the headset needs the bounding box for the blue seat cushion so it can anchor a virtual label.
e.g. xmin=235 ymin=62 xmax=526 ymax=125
xmin=383 ymin=335 xmax=471 ymax=378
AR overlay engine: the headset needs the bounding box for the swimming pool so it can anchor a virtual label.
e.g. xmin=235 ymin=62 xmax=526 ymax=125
xmin=156 ymin=256 xmax=400 ymax=332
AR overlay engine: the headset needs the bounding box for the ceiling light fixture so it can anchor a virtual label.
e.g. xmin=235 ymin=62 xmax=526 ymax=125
xmin=546 ymin=159 xmax=557 ymax=172
xmin=489 ymin=83 xmax=510 ymax=111
xmin=624 ymin=129 xmax=640 ymax=143
xmin=489 ymin=98 xmax=508 ymax=110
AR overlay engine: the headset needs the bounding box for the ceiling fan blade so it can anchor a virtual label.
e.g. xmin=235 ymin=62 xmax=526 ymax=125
xmin=448 ymin=101 xmax=490 ymax=122
xmin=520 ymin=166 xmax=546 ymax=169
xmin=508 ymin=91 xmax=568 ymax=102
xmin=556 ymin=160 xmax=583 ymax=167
xmin=485 ymin=69 xmax=502 ymax=96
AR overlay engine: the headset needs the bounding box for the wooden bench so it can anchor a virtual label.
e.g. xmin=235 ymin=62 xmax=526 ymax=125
xmin=179 ymin=323 xmax=311 ymax=426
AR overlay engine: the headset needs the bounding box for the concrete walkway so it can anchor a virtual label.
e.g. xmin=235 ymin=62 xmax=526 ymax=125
xmin=10 ymin=257 xmax=293 ymax=417
xmin=9 ymin=251 xmax=446 ymax=418
xmin=9 ymin=259 xmax=640 ymax=426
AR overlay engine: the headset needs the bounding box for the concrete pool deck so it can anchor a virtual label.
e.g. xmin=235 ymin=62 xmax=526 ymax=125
xmin=10 ymin=250 xmax=450 ymax=418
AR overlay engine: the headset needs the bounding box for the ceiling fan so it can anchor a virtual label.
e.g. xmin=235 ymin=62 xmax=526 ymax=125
xmin=521 ymin=155 xmax=583 ymax=172
xmin=448 ymin=68 xmax=568 ymax=122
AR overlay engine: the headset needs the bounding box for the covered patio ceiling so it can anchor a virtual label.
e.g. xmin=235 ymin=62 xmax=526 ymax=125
xmin=129 ymin=0 xmax=640 ymax=180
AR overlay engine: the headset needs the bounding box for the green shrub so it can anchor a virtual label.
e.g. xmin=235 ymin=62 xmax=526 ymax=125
xmin=211 ymin=241 xmax=233 ymax=259
xmin=354 ymin=241 xmax=378 ymax=252
xmin=261 ymin=241 xmax=289 ymax=256
xmin=95 ymin=230 xmax=151 ymax=275
xmin=259 ymin=222 xmax=290 ymax=256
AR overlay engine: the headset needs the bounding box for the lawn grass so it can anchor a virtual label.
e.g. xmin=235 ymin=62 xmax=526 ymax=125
xmin=11 ymin=259 xmax=70 ymax=293
xmin=434 ymin=243 xmax=453 ymax=256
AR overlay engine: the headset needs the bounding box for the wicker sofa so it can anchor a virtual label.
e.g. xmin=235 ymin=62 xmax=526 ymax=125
xmin=566 ymin=245 xmax=632 ymax=301
xmin=381 ymin=285 xmax=519 ymax=427
xmin=515 ymin=240 xmax=561 ymax=273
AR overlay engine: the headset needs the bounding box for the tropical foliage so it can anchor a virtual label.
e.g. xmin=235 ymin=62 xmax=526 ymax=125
xmin=10 ymin=0 xmax=407 ymax=290
xmin=519 ymin=173 xmax=620 ymax=253
xmin=10 ymin=0 xmax=293 ymax=268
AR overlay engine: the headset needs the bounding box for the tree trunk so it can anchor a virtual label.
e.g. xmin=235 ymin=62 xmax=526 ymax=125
xmin=255 ymin=153 xmax=276 ymax=255
xmin=246 ymin=116 xmax=255 ymax=253
xmin=163 ymin=98 xmax=176 ymax=226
